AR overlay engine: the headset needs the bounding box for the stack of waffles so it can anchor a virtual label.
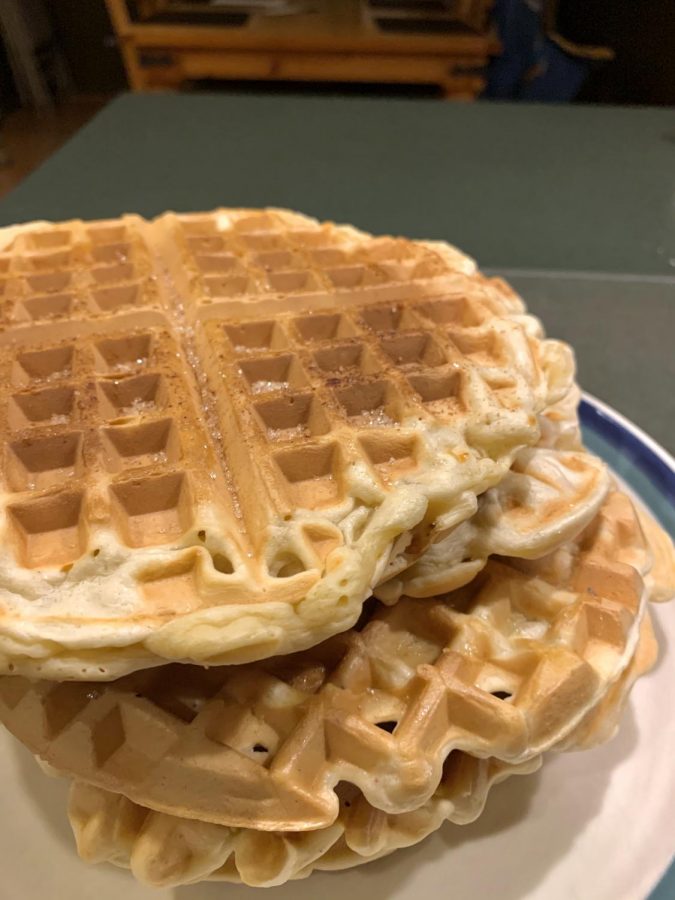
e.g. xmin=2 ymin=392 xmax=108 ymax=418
xmin=0 ymin=209 xmax=672 ymax=888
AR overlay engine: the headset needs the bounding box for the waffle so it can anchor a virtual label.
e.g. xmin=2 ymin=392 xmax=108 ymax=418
xmin=558 ymin=611 xmax=657 ymax=751
xmin=387 ymin=384 xmax=675 ymax=604
xmin=634 ymin=505 xmax=675 ymax=603
xmin=0 ymin=210 xmax=573 ymax=679
xmin=376 ymin=387 xmax=610 ymax=600
xmin=0 ymin=488 xmax=649 ymax=832
xmin=64 ymin=612 xmax=656 ymax=888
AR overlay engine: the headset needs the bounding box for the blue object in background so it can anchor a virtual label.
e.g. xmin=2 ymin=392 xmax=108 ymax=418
xmin=485 ymin=0 xmax=590 ymax=102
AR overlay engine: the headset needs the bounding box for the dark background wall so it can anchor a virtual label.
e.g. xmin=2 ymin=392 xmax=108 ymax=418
xmin=47 ymin=0 xmax=126 ymax=93
xmin=575 ymin=0 xmax=675 ymax=106
xmin=1 ymin=0 xmax=673 ymax=106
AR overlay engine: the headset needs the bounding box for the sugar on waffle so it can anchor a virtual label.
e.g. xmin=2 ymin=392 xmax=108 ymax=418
xmin=0 ymin=209 xmax=573 ymax=679
xmin=65 ymin=611 xmax=657 ymax=889
xmin=0 ymin=489 xmax=650 ymax=832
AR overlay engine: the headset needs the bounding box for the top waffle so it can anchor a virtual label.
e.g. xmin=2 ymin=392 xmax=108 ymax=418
xmin=0 ymin=209 xmax=571 ymax=679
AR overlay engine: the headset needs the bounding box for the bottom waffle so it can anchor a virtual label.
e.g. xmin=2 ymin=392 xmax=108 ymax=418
xmin=69 ymin=755 xmax=541 ymax=888
xmin=66 ymin=613 xmax=656 ymax=888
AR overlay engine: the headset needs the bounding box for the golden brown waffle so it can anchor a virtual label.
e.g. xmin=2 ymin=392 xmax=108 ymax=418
xmin=64 ymin=613 xmax=656 ymax=888
xmin=0 ymin=490 xmax=648 ymax=831
xmin=0 ymin=210 xmax=572 ymax=679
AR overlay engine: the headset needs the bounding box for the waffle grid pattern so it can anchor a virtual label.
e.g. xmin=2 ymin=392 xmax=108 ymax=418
xmin=201 ymin=293 xmax=531 ymax=516
xmin=0 ymin=209 xmax=571 ymax=677
xmin=0 ymin=210 xmax=542 ymax=560
xmin=167 ymin=210 xmax=466 ymax=313
xmin=0 ymin=217 xmax=162 ymax=329
xmin=0 ymin=322 xmax=220 ymax=570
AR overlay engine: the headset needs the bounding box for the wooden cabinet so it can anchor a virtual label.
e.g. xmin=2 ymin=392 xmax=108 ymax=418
xmin=106 ymin=0 xmax=498 ymax=98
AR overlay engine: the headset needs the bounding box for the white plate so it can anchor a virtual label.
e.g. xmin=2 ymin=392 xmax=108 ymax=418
xmin=1 ymin=395 xmax=674 ymax=900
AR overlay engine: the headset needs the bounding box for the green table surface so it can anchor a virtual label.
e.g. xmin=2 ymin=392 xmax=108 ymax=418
xmin=2 ymin=93 xmax=675 ymax=275
xmin=1 ymin=93 xmax=673 ymax=449
xmin=0 ymin=92 xmax=673 ymax=895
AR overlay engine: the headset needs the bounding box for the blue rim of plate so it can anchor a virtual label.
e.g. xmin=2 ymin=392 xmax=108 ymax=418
xmin=579 ymin=392 xmax=675 ymax=540
xmin=579 ymin=392 xmax=675 ymax=899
